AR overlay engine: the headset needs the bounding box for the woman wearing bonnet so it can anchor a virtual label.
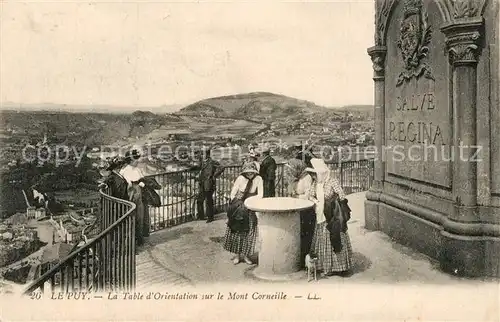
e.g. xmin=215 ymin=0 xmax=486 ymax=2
xmin=98 ymin=156 xmax=128 ymax=200
xmin=223 ymin=161 xmax=263 ymax=265
xmin=308 ymin=158 xmax=353 ymax=277
xmin=120 ymin=149 xmax=161 ymax=247
xmin=285 ymin=159 xmax=317 ymax=268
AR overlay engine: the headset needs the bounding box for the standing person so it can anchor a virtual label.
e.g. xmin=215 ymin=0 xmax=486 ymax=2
xmin=120 ymin=149 xmax=148 ymax=247
xmin=197 ymin=147 xmax=224 ymax=223
xmin=247 ymin=150 xmax=260 ymax=172
xmin=295 ymin=143 xmax=315 ymax=167
xmin=223 ymin=162 xmax=263 ymax=265
xmin=309 ymin=158 xmax=353 ymax=277
xmin=98 ymin=156 xmax=128 ymax=200
xmin=286 ymin=159 xmax=317 ymax=268
xmin=259 ymin=146 xmax=276 ymax=197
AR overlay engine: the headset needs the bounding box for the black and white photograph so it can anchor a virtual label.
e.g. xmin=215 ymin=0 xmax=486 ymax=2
xmin=0 ymin=0 xmax=499 ymax=320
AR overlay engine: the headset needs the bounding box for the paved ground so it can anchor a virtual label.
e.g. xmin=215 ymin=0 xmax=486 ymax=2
xmin=136 ymin=192 xmax=498 ymax=286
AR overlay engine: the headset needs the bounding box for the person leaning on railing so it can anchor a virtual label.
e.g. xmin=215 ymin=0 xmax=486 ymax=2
xmin=98 ymin=156 xmax=128 ymax=200
xmin=120 ymin=149 xmax=161 ymax=248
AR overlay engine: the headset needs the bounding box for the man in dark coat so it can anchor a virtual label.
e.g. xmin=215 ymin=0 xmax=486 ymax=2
xmin=259 ymin=146 xmax=276 ymax=197
xmin=197 ymin=147 xmax=224 ymax=223
xmin=294 ymin=142 xmax=315 ymax=168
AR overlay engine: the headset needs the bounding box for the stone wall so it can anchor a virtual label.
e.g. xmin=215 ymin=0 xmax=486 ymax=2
xmin=366 ymin=0 xmax=500 ymax=277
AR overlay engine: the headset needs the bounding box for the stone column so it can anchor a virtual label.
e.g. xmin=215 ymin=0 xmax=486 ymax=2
xmin=367 ymin=46 xmax=387 ymax=191
xmin=440 ymin=19 xmax=485 ymax=276
xmin=441 ymin=19 xmax=483 ymax=217
xmin=364 ymin=46 xmax=387 ymax=231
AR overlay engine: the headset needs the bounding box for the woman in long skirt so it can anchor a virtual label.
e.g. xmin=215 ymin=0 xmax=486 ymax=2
xmin=309 ymin=158 xmax=353 ymax=276
xmin=285 ymin=159 xmax=317 ymax=268
xmin=223 ymin=162 xmax=263 ymax=265
xmin=120 ymin=149 xmax=148 ymax=247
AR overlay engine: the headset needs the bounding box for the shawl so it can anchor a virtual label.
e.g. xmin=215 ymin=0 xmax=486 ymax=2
xmin=310 ymin=158 xmax=330 ymax=224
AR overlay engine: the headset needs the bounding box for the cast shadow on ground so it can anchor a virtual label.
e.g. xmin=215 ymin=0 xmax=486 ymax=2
xmin=350 ymin=252 xmax=372 ymax=275
xmin=208 ymin=236 xmax=371 ymax=275
xmin=146 ymin=226 xmax=194 ymax=246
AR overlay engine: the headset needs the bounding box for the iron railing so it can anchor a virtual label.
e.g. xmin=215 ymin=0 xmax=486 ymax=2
xmin=23 ymin=188 xmax=136 ymax=296
xmin=22 ymin=158 xmax=374 ymax=295
xmin=148 ymin=159 xmax=374 ymax=232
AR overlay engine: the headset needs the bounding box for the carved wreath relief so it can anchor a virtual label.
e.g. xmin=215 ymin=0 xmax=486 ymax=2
xmin=396 ymin=0 xmax=435 ymax=87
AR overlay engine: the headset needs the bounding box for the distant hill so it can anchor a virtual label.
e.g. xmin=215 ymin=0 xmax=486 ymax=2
xmin=0 ymin=110 xmax=181 ymax=147
xmin=177 ymin=92 xmax=337 ymax=121
xmin=0 ymin=102 xmax=183 ymax=114
xmin=335 ymin=105 xmax=373 ymax=115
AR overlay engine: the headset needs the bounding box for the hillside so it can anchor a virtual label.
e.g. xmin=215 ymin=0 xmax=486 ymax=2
xmin=0 ymin=102 xmax=183 ymax=114
xmin=0 ymin=110 xmax=184 ymax=147
xmin=335 ymin=105 xmax=374 ymax=117
xmin=177 ymin=92 xmax=339 ymax=121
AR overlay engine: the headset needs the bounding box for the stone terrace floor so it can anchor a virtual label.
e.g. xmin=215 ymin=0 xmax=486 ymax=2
xmin=136 ymin=192 xmax=498 ymax=287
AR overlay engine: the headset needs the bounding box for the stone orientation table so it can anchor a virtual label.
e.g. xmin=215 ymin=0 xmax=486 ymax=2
xmin=244 ymin=196 xmax=314 ymax=281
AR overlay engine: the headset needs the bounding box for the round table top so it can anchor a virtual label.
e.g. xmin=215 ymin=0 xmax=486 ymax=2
xmin=244 ymin=197 xmax=314 ymax=213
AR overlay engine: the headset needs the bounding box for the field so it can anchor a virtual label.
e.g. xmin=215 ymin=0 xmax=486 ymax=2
xmin=123 ymin=116 xmax=265 ymax=147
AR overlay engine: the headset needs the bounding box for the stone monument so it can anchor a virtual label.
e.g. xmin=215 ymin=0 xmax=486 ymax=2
xmin=365 ymin=0 xmax=499 ymax=277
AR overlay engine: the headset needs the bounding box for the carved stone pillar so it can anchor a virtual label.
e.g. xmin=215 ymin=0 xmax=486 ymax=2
xmin=365 ymin=45 xmax=387 ymax=231
xmin=367 ymin=46 xmax=387 ymax=191
xmin=440 ymin=18 xmax=485 ymax=276
xmin=441 ymin=19 xmax=483 ymax=214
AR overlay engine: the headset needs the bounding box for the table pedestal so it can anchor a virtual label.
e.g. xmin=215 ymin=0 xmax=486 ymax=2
xmin=244 ymin=197 xmax=314 ymax=281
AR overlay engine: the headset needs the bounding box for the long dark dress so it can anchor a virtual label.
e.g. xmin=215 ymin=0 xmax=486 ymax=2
xmin=259 ymin=155 xmax=277 ymax=197
xmin=103 ymin=171 xmax=128 ymax=200
xmin=294 ymin=173 xmax=316 ymax=268
xmin=127 ymin=184 xmax=148 ymax=245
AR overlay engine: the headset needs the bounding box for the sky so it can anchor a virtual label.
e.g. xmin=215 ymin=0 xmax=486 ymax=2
xmin=0 ymin=0 xmax=375 ymax=109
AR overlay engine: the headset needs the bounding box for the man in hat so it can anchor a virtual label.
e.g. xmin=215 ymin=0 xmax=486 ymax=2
xmin=197 ymin=146 xmax=224 ymax=223
xmin=294 ymin=141 xmax=314 ymax=168
xmin=259 ymin=146 xmax=277 ymax=197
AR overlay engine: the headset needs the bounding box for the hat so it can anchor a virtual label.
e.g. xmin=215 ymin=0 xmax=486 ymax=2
xmin=125 ymin=149 xmax=141 ymax=162
xmin=107 ymin=156 xmax=125 ymax=170
xmin=241 ymin=162 xmax=259 ymax=174
xmin=293 ymin=142 xmax=303 ymax=148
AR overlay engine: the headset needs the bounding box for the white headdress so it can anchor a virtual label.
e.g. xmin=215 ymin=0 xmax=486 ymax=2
xmin=310 ymin=158 xmax=329 ymax=223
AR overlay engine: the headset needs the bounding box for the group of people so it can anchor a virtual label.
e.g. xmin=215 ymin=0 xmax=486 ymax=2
xmin=220 ymin=143 xmax=353 ymax=277
xmin=287 ymin=157 xmax=353 ymax=276
xmin=99 ymin=143 xmax=353 ymax=277
xmin=196 ymin=145 xmax=277 ymax=223
xmin=98 ymin=149 xmax=161 ymax=248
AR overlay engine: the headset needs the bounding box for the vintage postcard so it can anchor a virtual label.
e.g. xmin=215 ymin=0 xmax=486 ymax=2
xmin=0 ymin=0 xmax=499 ymax=321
